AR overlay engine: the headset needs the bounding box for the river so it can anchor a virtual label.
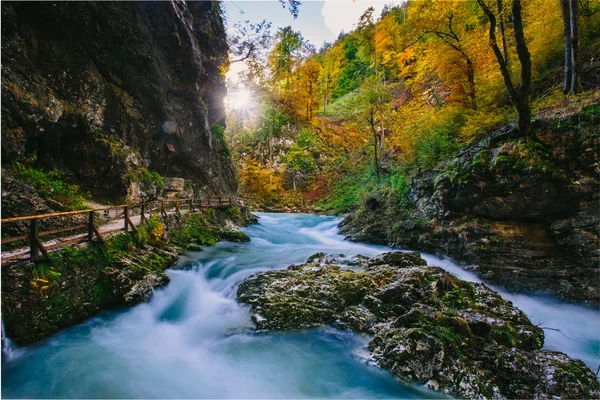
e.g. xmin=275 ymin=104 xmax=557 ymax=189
xmin=2 ymin=213 xmax=598 ymax=398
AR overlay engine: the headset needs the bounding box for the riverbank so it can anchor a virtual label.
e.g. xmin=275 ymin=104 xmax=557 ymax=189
xmin=340 ymin=106 xmax=600 ymax=305
xmin=2 ymin=213 xmax=599 ymax=399
xmin=1 ymin=206 xmax=255 ymax=346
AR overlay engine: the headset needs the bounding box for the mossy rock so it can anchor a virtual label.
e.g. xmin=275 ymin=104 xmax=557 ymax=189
xmin=236 ymin=251 xmax=599 ymax=400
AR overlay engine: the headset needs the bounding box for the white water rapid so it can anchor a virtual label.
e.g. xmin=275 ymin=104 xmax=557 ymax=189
xmin=2 ymin=213 xmax=598 ymax=398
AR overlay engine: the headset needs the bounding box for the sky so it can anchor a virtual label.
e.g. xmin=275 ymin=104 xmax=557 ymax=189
xmin=223 ymin=0 xmax=403 ymax=48
xmin=222 ymin=0 xmax=402 ymax=86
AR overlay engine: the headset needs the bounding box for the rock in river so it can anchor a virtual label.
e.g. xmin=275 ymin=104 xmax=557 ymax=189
xmin=237 ymin=252 xmax=599 ymax=399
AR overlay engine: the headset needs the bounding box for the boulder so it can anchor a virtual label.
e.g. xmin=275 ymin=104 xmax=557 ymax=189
xmin=237 ymin=251 xmax=600 ymax=399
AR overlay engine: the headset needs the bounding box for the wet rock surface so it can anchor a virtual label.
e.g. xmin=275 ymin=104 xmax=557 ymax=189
xmin=237 ymin=251 xmax=599 ymax=399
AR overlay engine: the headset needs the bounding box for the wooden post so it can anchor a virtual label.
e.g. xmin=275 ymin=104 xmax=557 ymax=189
xmin=30 ymin=219 xmax=39 ymax=261
xmin=161 ymin=200 xmax=167 ymax=218
xmin=88 ymin=211 xmax=95 ymax=242
xmin=229 ymin=196 xmax=233 ymax=206
xmin=124 ymin=206 xmax=129 ymax=232
xmin=88 ymin=211 xmax=104 ymax=244
xmin=218 ymin=196 xmax=222 ymax=206
xmin=190 ymin=199 xmax=195 ymax=212
xmin=140 ymin=204 xmax=146 ymax=224
xmin=30 ymin=218 xmax=49 ymax=262
xmin=175 ymin=200 xmax=180 ymax=216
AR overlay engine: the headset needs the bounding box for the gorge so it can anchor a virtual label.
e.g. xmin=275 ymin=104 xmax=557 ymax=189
xmin=1 ymin=0 xmax=599 ymax=398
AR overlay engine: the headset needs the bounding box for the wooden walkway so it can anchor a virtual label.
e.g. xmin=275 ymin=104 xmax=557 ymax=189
xmin=1 ymin=196 xmax=243 ymax=265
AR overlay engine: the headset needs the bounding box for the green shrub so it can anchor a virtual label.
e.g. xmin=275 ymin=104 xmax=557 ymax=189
xmin=169 ymin=213 xmax=220 ymax=247
xmin=12 ymin=163 xmax=87 ymax=211
xmin=125 ymin=169 xmax=164 ymax=191
xmin=211 ymin=124 xmax=231 ymax=159
xmin=136 ymin=215 xmax=165 ymax=246
xmin=389 ymin=171 xmax=411 ymax=208
xmin=413 ymin=125 xmax=460 ymax=171
xmin=317 ymin=163 xmax=380 ymax=214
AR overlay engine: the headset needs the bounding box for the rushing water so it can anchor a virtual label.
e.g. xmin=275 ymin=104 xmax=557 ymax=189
xmin=2 ymin=213 xmax=599 ymax=398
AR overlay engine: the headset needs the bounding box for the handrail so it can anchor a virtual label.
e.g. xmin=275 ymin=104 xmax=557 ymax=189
xmin=0 ymin=197 xmax=235 ymax=223
xmin=1 ymin=195 xmax=245 ymax=264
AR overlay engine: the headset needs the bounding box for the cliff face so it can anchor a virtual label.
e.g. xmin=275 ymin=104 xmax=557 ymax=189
xmin=1 ymin=1 xmax=236 ymax=199
xmin=341 ymin=108 xmax=600 ymax=305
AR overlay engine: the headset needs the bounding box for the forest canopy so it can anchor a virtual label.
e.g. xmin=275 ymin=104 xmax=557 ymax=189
xmin=225 ymin=0 xmax=600 ymax=212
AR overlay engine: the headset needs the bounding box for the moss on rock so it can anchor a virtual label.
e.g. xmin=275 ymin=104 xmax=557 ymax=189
xmin=236 ymin=251 xmax=599 ymax=399
xmin=2 ymin=206 xmax=254 ymax=346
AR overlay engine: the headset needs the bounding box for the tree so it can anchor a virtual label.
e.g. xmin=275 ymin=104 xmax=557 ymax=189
xmin=269 ymin=27 xmax=304 ymax=90
xmin=229 ymin=20 xmax=272 ymax=64
xmin=298 ymin=57 xmax=321 ymax=119
xmin=560 ymin=0 xmax=581 ymax=94
xmin=476 ymin=0 xmax=533 ymax=138
xmin=284 ymin=130 xmax=317 ymax=191
xmin=408 ymin=1 xmax=478 ymax=108
xmin=278 ymin=0 xmax=301 ymax=18
xmin=356 ymin=76 xmax=390 ymax=182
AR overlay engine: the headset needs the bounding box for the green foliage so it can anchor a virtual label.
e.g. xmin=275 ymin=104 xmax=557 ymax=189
xmin=317 ymin=160 xmax=413 ymax=214
xmin=413 ymin=124 xmax=460 ymax=170
xmin=30 ymin=265 xmax=62 ymax=295
xmin=125 ymin=169 xmax=164 ymax=191
xmin=169 ymin=213 xmax=220 ymax=247
xmin=284 ymin=129 xmax=319 ymax=174
xmin=136 ymin=215 xmax=165 ymax=247
xmin=11 ymin=161 xmax=87 ymax=211
xmin=319 ymin=90 xmax=359 ymax=118
xmin=389 ymin=171 xmax=411 ymax=208
xmin=211 ymin=124 xmax=231 ymax=159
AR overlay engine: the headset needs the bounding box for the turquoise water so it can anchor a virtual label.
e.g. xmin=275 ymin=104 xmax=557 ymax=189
xmin=2 ymin=213 xmax=598 ymax=398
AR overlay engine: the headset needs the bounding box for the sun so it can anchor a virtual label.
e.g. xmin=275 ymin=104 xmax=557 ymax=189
xmin=226 ymin=88 xmax=251 ymax=110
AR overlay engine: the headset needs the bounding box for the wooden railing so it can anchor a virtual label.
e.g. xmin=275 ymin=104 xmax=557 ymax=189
xmin=1 ymin=196 xmax=244 ymax=264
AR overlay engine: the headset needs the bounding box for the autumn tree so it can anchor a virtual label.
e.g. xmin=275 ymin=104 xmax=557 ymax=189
xmin=298 ymin=56 xmax=321 ymax=119
xmin=269 ymin=27 xmax=304 ymax=90
xmin=477 ymin=0 xmax=533 ymax=138
xmin=409 ymin=1 xmax=478 ymax=108
xmin=315 ymin=42 xmax=333 ymax=113
xmin=356 ymin=76 xmax=391 ymax=182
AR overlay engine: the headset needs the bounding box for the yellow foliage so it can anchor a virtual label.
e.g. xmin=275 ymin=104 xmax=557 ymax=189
xmin=149 ymin=221 xmax=164 ymax=246
xmin=240 ymin=160 xmax=285 ymax=206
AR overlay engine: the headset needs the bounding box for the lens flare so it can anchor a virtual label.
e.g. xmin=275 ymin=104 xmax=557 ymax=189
xmin=162 ymin=120 xmax=178 ymax=134
xmin=226 ymin=88 xmax=251 ymax=110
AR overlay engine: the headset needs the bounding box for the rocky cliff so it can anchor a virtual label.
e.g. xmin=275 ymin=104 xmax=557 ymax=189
xmin=341 ymin=106 xmax=600 ymax=305
xmin=1 ymin=1 xmax=236 ymax=200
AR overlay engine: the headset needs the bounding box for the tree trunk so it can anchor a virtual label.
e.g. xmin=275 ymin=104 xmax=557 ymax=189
xmin=476 ymin=0 xmax=532 ymax=138
xmin=466 ymin=57 xmax=477 ymax=108
xmin=497 ymin=0 xmax=510 ymax=68
xmin=560 ymin=0 xmax=572 ymax=93
xmin=569 ymin=0 xmax=581 ymax=94
xmin=306 ymin=94 xmax=309 ymax=120
xmin=367 ymin=112 xmax=380 ymax=183
xmin=379 ymin=108 xmax=385 ymax=162
xmin=512 ymin=0 xmax=532 ymax=137
xmin=323 ymin=74 xmax=328 ymax=114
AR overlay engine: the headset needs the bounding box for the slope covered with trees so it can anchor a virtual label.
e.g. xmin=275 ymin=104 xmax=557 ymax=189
xmin=225 ymin=0 xmax=599 ymax=302
xmin=226 ymin=0 xmax=599 ymax=213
